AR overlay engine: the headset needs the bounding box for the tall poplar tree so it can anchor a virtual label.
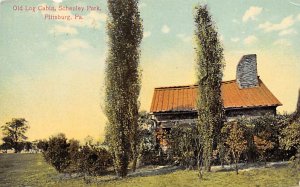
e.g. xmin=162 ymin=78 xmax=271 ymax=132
xmin=194 ymin=4 xmax=224 ymax=172
xmin=105 ymin=0 xmax=143 ymax=177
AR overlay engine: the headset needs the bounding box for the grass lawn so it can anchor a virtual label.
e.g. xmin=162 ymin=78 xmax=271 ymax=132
xmin=0 ymin=153 xmax=299 ymax=187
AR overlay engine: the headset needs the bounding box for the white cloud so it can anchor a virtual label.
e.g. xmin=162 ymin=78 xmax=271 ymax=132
xmin=49 ymin=25 xmax=78 ymax=35
xmin=298 ymin=14 xmax=300 ymax=21
xmin=242 ymin=6 xmax=263 ymax=22
xmin=273 ymin=39 xmax=291 ymax=46
xmin=258 ymin=15 xmax=295 ymax=32
xmin=161 ymin=25 xmax=170 ymax=34
xmin=177 ymin=34 xmax=192 ymax=43
xmin=57 ymin=39 xmax=91 ymax=52
xmin=231 ymin=37 xmax=240 ymax=42
xmin=143 ymin=31 xmax=151 ymax=38
xmin=278 ymin=28 xmax=297 ymax=36
xmin=244 ymin=35 xmax=257 ymax=45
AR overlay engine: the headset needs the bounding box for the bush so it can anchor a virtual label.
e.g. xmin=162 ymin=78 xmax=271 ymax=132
xmin=221 ymin=121 xmax=248 ymax=174
xmin=41 ymin=134 xmax=113 ymax=175
xmin=167 ymin=125 xmax=200 ymax=168
xmin=68 ymin=139 xmax=80 ymax=172
xmin=36 ymin=139 xmax=49 ymax=152
xmin=139 ymin=129 xmax=161 ymax=165
xmin=77 ymin=145 xmax=113 ymax=176
xmin=42 ymin=133 xmax=70 ymax=172
xmin=234 ymin=115 xmax=292 ymax=163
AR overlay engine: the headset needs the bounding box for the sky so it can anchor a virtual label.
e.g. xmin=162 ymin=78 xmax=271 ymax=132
xmin=0 ymin=0 xmax=299 ymax=142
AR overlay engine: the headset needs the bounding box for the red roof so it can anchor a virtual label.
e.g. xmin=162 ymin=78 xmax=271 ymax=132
xmin=150 ymin=79 xmax=282 ymax=113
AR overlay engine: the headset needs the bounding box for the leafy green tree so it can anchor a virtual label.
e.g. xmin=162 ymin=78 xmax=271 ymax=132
xmin=42 ymin=133 xmax=70 ymax=172
xmin=293 ymin=89 xmax=300 ymax=120
xmin=132 ymin=111 xmax=155 ymax=169
xmin=280 ymin=119 xmax=300 ymax=171
xmin=251 ymin=114 xmax=291 ymax=161
xmin=194 ymin=4 xmax=224 ymax=172
xmin=68 ymin=139 xmax=80 ymax=172
xmin=0 ymin=137 xmax=14 ymax=152
xmin=280 ymin=120 xmax=300 ymax=151
xmin=23 ymin=141 xmax=33 ymax=152
xmin=222 ymin=122 xmax=247 ymax=174
xmin=77 ymin=145 xmax=113 ymax=176
xmin=36 ymin=139 xmax=49 ymax=152
xmin=1 ymin=118 xmax=29 ymax=153
xmin=168 ymin=124 xmax=201 ymax=169
xmin=105 ymin=0 xmax=143 ymax=177
xmin=253 ymin=133 xmax=274 ymax=166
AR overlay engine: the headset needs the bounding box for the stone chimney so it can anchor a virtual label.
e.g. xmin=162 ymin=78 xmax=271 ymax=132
xmin=236 ymin=54 xmax=259 ymax=89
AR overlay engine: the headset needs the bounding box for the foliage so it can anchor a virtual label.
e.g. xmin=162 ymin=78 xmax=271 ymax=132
xmin=194 ymin=4 xmax=224 ymax=172
xmin=216 ymin=137 xmax=231 ymax=167
xmin=289 ymin=147 xmax=300 ymax=172
xmin=77 ymin=145 xmax=113 ymax=176
xmin=281 ymin=92 xmax=300 ymax=170
xmin=293 ymin=88 xmax=300 ymax=120
xmin=237 ymin=115 xmax=291 ymax=162
xmin=253 ymin=133 xmax=274 ymax=165
xmin=84 ymin=135 xmax=94 ymax=147
xmin=67 ymin=139 xmax=80 ymax=172
xmin=280 ymin=119 xmax=300 ymax=151
xmin=104 ymin=0 xmax=143 ymax=177
xmin=36 ymin=139 xmax=49 ymax=151
xmin=138 ymin=128 xmax=159 ymax=165
xmin=1 ymin=118 xmax=29 ymax=153
xmin=168 ymin=124 xmax=201 ymax=169
xmin=252 ymin=115 xmax=279 ymax=158
xmin=136 ymin=111 xmax=158 ymax=166
xmin=23 ymin=141 xmax=33 ymax=152
xmin=41 ymin=134 xmax=113 ymax=175
xmin=42 ymin=133 xmax=70 ymax=173
xmin=222 ymin=122 xmax=247 ymax=174
xmin=0 ymin=137 xmax=14 ymax=151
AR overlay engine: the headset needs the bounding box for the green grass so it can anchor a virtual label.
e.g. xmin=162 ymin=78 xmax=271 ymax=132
xmin=0 ymin=153 xmax=299 ymax=187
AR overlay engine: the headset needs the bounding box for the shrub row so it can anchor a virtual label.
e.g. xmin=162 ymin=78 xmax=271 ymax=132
xmin=168 ymin=114 xmax=300 ymax=168
xmin=40 ymin=134 xmax=113 ymax=175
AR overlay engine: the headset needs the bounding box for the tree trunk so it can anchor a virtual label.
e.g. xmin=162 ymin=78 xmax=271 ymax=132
xmin=233 ymin=152 xmax=239 ymax=175
xmin=132 ymin=156 xmax=137 ymax=172
xmin=197 ymin=151 xmax=203 ymax=180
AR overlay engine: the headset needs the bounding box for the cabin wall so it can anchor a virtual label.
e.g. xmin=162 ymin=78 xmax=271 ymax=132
xmin=153 ymin=106 xmax=277 ymax=123
xmin=153 ymin=112 xmax=197 ymax=122
xmin=225 ymin=106 xmax=277 ymax=121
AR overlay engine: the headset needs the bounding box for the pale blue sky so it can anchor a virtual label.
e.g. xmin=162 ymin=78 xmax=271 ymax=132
xmin=0 ymin=0 xmax=299 ymax=141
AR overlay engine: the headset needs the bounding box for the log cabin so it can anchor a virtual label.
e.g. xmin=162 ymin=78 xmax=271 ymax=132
xmin=149 ymin=54 xmax=282 ymax=151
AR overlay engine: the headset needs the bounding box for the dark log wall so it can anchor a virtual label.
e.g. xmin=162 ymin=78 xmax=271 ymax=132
xmin=225 ymin=106 xmax=277 ymax=120
xmin=153 ymin=112 xmax=198 ymax=122
xmin=153 ymin=106 xmax=277 ymax=123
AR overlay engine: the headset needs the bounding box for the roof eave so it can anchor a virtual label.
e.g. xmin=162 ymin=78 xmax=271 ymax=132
xmin=224 ymin=104 xmax=282 ymax=110
xmin=151 ymin=104 xmax=282 ymax=113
